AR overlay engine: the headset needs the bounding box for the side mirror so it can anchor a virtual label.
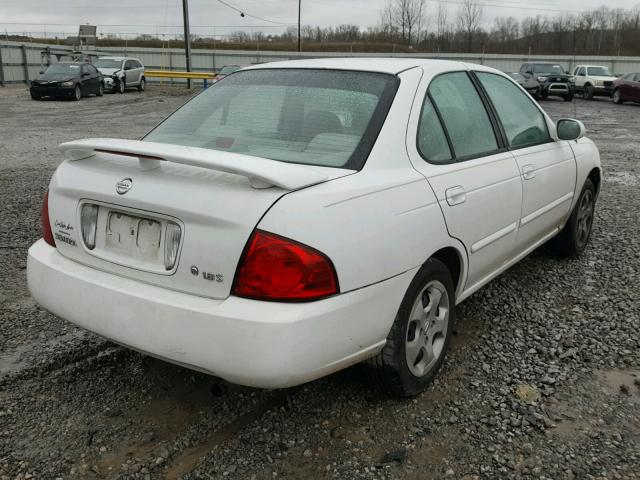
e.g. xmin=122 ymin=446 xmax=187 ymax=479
xmin=565 ymin=70 xmax=571 ymax=74
xmin=525 ymin=70 xmax=533 ymax=75
xmin=39 ymin=70 xmax=44 ymax=74
xmin=124 ymin=65 xmax=131 ymax=71
xmin=557 ymin=119 xmax=586 ymax=141
xmin=82 ymin=72 xmax=90 ymax=77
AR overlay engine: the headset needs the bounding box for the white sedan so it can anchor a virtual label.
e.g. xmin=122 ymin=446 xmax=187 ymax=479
xmin=27 ymin=58 xmax=601 ymax=396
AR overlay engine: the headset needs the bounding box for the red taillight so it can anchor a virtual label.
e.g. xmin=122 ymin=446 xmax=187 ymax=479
xmin=42 ymin=191 xmax=55 ymax=247
xmin=232 ymin=230 xmax=339 ymax=302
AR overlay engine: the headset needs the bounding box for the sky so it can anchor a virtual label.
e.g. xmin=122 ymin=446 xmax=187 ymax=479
xmin=1 ymin=0 xmax=639 ymax=39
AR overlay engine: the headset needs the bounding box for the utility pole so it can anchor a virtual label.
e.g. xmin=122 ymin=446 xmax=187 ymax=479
xmin=182 ymin=0 xmax=192 ymax=89
xmin=297 ymin=0 xmax=301 ymax=53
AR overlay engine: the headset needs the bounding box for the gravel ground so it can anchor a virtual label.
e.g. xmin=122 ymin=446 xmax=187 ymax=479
xmin=0 ymin=85 xmax=639 ymax=480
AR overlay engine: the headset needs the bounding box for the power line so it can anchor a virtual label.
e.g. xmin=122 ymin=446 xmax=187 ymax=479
xmin=213 ymin=0 xmax=295 ymax=25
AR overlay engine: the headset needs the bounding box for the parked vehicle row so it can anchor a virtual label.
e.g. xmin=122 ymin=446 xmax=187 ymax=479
xmin=507 ymin=62 xmax=640 ymax=105
xmin=30 ymin=57 xmax=146 ymax=100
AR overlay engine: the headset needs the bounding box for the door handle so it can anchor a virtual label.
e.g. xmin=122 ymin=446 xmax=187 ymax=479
xmin=522 ymin=164 xmax=536 ymax=180
xmin=445 ymin=186 xmax=466 ymax=206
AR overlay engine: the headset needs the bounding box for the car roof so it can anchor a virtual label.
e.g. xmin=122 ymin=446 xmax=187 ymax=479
xmin=97 ymin=56 xmax=139 ymax=61
xmin=245 ymin=57 xmax=477 ymax=75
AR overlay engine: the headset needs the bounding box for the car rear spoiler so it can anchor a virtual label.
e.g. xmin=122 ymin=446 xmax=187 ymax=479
xmin=59 ymin=138 xmax=329 ymax=190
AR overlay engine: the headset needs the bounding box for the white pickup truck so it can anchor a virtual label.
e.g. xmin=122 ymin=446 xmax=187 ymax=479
xmin=573 ymin=65 xmax=617 ymax=99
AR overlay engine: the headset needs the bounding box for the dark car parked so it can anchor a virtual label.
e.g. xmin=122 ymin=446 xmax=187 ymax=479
xmin=505 ymin=72 xmax=539 ymax=97
xmin=519 ymin=62 xmax=574 ymax=101
xmin=612 ymin=72 xmax=640 ymax=104
xmin=30 ymin=62 xmax=104 ymax=101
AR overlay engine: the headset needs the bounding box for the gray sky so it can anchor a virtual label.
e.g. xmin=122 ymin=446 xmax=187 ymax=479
xmin=1 ymin=0 xmax=639 ymax=39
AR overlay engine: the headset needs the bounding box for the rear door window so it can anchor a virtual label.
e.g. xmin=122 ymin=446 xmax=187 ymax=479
xmin=417 ymin=96 xmax=452 ymax=163
xmin=476 ymin=72 xmax=550 ymax=149
xmin=428 ymin=72 xmax=498 ymax=160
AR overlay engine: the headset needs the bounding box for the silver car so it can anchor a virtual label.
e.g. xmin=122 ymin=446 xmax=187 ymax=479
xmin=94 ymin=57 xmax=145 ymax=94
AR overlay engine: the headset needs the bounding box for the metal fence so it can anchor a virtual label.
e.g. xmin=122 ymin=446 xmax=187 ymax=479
xmin=2 ymin=39 xmax=640 ymax=86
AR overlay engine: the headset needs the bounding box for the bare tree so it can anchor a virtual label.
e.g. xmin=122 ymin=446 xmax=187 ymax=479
xmin=456 ymin=0 xmax=483 ymax=52
xmin=380 ymin=0 xmax=427 ymax=45
xmin=435 ymin=0 xmax=449 ymax=52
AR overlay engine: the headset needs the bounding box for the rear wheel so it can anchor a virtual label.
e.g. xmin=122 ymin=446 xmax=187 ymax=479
xmin=137 ymin=77 xmax=145 ymax=92
xmin=364 ymin=258 xmax=455 ymax=397
xmin=563 ymin=94 xmax=574 ymax=102
xmin=584 ymin=84 xmax=595 ymax=100
xmin=549 ymin=178 xmax=596 ymax=257
xmin=612 ymin=89 xmax=624 ymax=104
xmin=73 ymin=85 xmax=81 ymax=101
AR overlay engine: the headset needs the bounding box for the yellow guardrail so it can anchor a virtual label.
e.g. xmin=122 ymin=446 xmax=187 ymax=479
xmin=144 ymin=70 xmax=218 ymax=88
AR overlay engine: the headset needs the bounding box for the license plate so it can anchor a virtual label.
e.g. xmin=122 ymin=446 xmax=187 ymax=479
xmin=106 ymin=211 xmax=161 ymax=259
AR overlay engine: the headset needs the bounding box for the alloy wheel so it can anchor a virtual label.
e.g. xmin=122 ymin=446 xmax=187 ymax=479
xmin=405 ymin=280 xmax=450 ymax=377
xmin=576 ymin=189 xmax=594 ymax=248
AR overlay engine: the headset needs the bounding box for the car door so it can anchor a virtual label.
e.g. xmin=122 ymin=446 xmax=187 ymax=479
xmin=575 ymin=67 xmax=586 ymax=91
xmin=475 ymin=72 xmax=577 ymax=253
xmin=79 ymin=64 xmax=91 ymax=94
xmin=631 ymin=73 xmax=640 ymax=101
xmin=86 ymin=64 xmax=100 ymax=93
xmin=125 ymin=60 xmax=140 ymax=85
xmin=406 ymin=70 xmax=523 ymax=292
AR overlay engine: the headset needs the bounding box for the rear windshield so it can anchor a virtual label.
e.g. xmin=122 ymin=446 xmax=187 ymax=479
xmin=219 ymin=65 xmax=241 ymax=75
xmin=533 ymin=64 xmax=565 ymax=75
xmin=95 ymin=59 xmax=122 ymax=69
xmin=44 ymin=64 xmax=81 ymax=75
xmin=144 ymin=69 xmax=398 ymax=169
xmin=587 ymin=66 xmax=611 ymax=76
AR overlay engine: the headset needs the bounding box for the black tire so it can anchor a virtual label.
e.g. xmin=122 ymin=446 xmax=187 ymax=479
xmin=584 ymin=84 xmax=595 ymax=100
xmin=30 ymin=93 xmax=41 ymax=100
xmin=532 ymin=87 xmax=542 ymax=100
xmin=363 ymin=258 xmax=456 ymax=397
xmin=612 ymin=89 xmax=624 ymax=104
xmin=549 ymin=178 xmax=596 ymax=257
xmin=563 ymin=94 xmax=574 ymax=102
xmin=96 ymin=82 xmax=104 ymax=97
xmin=118 ymin=79 xmax=125 ymax=94
xmin=137 ymin=77 xmax=145 ymax=92
xmin=72 ymin=85 xmax=81 ymax=101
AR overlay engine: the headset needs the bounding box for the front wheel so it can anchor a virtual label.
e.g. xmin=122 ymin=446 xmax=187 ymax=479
xmin=563 ymin=94 xmax=574 ymax=102
xmin=584 ymin=85 xmax=595 ymax=100
xmin=118 ymin=79 xmax=125 ymax=94
xmin=549 ymin=178 xmax=596 ymax=257
xmin=612 ymin=89 xmax=623 ymax=104
xmin=364 ymin=258 xmax=455 ymax=397
xmin=96 ymin=82 xmax=104 ymax=97
xmin=137 ymin=77 xmax=145 ymax=92
xmin=72 ymin=85 xmax=81 ymax=101
xmin=30 ymin=93 xmax=41 ymax=100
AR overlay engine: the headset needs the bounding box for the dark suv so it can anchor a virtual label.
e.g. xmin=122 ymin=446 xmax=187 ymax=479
xmin=519 ymin=62 xmax=574 ymax=101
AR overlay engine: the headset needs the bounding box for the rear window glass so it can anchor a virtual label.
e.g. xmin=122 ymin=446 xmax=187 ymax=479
xmin=144 ymin=69 xmax=398 ymax=169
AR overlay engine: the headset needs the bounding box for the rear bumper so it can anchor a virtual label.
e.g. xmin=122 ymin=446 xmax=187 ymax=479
xmin=27 ymin=240 xmax=413 ymax=388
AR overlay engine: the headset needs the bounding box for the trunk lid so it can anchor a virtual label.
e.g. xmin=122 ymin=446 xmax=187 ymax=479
xmin=48 ymin=141 xmax=352 ymax=299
